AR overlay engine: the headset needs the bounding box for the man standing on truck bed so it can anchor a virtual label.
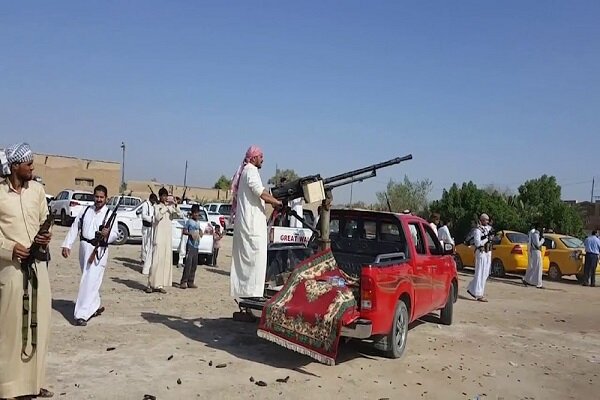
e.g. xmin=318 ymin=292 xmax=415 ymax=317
xmin=230 ymin=145 xmax=282 ymax=304
xmin=466 ymin=213 xmax=493 ymax=302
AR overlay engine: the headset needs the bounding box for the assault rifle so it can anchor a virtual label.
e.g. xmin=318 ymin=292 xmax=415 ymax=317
xmin=87 ymin=195 xmax=123 ymax=264
xmin=21 ymin=213 xmax=53 ymax=359
xmin=148 ymin=185 xmax=156 ymax=196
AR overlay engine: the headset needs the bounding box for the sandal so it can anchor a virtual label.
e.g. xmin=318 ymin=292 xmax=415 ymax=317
xmin=158 ymin=288 xmax=167 ymax=294
xmin=466 ymin=290 xmax=477 ymax=299
xmin=145 ymin=287 xmax=153 ymax=294
xmin=477 ymin=297 xmax=489 ymax=302
xmin=92 ymin=306 xmax=105 ymax=318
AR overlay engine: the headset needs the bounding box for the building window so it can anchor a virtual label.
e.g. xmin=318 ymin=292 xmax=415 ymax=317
xmin=75 ymin=178 xmax=94 ymax=187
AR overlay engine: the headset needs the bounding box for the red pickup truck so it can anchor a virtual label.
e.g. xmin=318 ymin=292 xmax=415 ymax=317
xmin=242 ymin=208 xmax=458 ymax=359
xmin=330 ymin=209 xmax=458 ymax=358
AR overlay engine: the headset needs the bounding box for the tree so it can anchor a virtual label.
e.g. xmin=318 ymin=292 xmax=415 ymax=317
xmin=268 ymin=169 xmax=299 ymax=185
xmin=375 ymin=176 xmax=432 ymax=214
xmin=213 ymin=175 xmax=232 ymax=190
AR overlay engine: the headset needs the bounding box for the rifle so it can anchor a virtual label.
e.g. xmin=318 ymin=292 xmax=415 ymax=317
xmin=181 ymin=186 xmax=188 ymax=203
xmin=148 ymin=185 xmax=156 ymax=196
xmin=87 ymin=196 xmax=124 ymax=265
xmin=21 ymin=213 xmax=53 ymax=359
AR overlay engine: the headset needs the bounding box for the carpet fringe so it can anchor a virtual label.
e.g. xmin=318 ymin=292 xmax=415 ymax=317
xmin=257 ymin=329 xmax=336 ymax=366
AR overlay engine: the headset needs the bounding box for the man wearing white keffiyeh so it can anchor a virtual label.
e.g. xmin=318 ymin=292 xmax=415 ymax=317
xmin=0 ymin=142 xmax=54 ymax=398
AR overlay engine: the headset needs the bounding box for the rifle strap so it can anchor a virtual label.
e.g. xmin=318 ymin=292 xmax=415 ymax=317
xmin=22 ymin=263 xmax=39 ymax=359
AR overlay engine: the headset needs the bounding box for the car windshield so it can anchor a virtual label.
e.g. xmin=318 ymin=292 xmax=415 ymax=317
xmin=218 ymin=204 xmax=232 ymax=215
xmin=560 ymin=237 xmax=584 ymax=248
xmin=73 ymin=193 xmax=94 ymax=202
xmin=506 ymin=232 xmax=528 ymax=244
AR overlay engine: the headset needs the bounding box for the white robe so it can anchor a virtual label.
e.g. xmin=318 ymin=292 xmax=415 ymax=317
xmin=289 ymin=197 xmax=304 ymax=228
xmin=140 ymin=201 xmax=154 ymax=274
xmin=148 ymin=203 xmax=180 ymax=289
xmin=437 ymin=225 xmax=454 ymax=246
xmin=62 ymin=205 xmax=119 ymax=321
xmin=524 ymin=229 xmax=544 ymax=287
xmin=230 ymin=164 xmax=268 ymax=298
xmin=467 ymin=226 xmax=492 ymax=297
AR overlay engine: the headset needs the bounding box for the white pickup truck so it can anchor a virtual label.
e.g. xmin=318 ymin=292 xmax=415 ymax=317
xmin=115 ymin=203 xmax=214 ymax=264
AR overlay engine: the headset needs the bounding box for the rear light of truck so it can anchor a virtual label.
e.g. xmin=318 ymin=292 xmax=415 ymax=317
xmin=219 ymin=216 xmax=225 ymax=228
xmin=361 ymin=276 xmax=376 ymax=311
xmin=69 ymin=201 xmax=80 ymax=207
xmin=511 ymin=245 xmax=523 ymax=255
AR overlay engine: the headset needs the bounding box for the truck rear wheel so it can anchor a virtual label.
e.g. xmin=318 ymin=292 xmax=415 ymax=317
xmin=380 ymin=299 xmax=409 ymax=359
xmin=439 ymin=284 xmax=454 ymax=326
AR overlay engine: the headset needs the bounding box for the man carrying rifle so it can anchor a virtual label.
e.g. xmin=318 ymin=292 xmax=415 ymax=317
xmin=0 ymin=142 xmax=54 ymax=399
xmin=61 ymin=185 xmax=119 ymax=326
xmin=140 ymin=193 xmax=158 ymax=275
xmin=466 ymin=213 xmax=493 ymax=302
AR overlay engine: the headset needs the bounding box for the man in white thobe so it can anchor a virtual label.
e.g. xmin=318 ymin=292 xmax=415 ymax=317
xmin=140 ymin=193 xmax=158 ymax=274
xmin=146 ymin=188 xmax=181 ymax=293
xmin=437 ymin=220 xmax=454 ymax=246
xmin=523 ymin=224 xmax=544 ymax=288
xmin=230 ymin=145 xmax=283 ymax=300
xmin=61 ymin=185 xmax=119 ymax=326
xmin=466 ymin=213 xmax=492 ymax=302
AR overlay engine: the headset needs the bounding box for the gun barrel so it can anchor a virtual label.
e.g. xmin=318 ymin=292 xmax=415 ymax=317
xmin=322 ymin=154 xmax=412 ymax=186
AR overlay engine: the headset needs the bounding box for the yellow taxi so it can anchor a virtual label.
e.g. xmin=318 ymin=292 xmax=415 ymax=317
xmin=541 ymin=233 xmax=590 ymax=282
xmin=454 ymin=230 xmax=550 ymax=277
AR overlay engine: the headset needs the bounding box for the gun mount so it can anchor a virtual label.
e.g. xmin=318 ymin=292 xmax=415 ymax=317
xmin=270 ymin=154 xmax=413 ymax=251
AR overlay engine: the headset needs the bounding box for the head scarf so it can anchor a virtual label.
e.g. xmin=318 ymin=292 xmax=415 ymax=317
xmin=230 ymin=145 xmax=263 ymax=222
xmin=1 ymin=142 xmax=34 ymax=176
xmin=480 ymin=213 xmax=490 ymax=222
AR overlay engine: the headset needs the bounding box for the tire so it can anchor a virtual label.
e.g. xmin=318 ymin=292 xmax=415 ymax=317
xmin=60 ymin=210 xmax=68 ymax=226
xmin=172 ymin=251 xmax=179 ymax=266
xmin=454 ymin=254 xmax=464 ymax=271
xmin=439 ymin=284 xmax=454 ymax=326
xmin=114 ymin=223 xmax=129 ymax=245
xmin=490 ymin=258 xmax=505 ymax=278
xmin=548 ymin=263 xmax=562 ymax=281
xmin=381 ymin=300 xmax=410 ymax=359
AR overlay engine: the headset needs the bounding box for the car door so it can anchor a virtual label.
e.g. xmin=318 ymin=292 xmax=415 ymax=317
xmin=131 ymin=204 xmax=143 ymax=236
xmin=406 ymin=221 xmax=432 ymax=318
xmin=422 ymin=223 xmax=448 ymax=308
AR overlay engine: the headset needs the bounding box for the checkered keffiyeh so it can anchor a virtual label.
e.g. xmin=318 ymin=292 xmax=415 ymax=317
xmin=1 ymin=142 xmax=33 ymax=176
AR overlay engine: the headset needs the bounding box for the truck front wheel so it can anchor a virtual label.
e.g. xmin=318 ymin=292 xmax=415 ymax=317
xmin=381 ymin=299 xmax=409 ymax=359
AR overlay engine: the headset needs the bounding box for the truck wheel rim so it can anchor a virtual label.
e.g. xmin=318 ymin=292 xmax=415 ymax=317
xmin=117 ymin=229 xmax=125 ymax=242
xmin=395 ymin=310 xmax=407 ymax=348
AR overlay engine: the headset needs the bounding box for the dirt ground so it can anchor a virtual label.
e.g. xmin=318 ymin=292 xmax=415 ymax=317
xmin=43 ymin=225 xmax=599 ymax=400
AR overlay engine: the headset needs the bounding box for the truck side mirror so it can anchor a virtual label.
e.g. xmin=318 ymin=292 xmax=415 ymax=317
xmin=443 ymin=242 xmax=454 ymax=255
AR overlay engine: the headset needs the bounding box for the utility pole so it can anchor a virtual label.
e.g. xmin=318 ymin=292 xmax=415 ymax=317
xmin=120 ymin=142 xmax=126 ymax=190
xmin=591 ymin=177 xmax=595 ymax=203
xmin=183 ymin=160 xmax=188 ymax=187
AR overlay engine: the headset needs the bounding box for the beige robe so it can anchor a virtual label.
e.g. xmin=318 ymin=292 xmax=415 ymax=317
xmin=148 ymin=203 xmax=180 ymax=289
xmin=0 ymin=179 xmax=51 ymax=398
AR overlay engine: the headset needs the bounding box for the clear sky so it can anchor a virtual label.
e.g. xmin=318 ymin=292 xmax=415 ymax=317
xmin=2 ymin=1 xmax=599 ymax=203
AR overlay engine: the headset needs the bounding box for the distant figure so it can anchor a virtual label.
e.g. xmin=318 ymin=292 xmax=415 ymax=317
xmin=437 ymin=219 xmax=455 ymax=246
xmin=146 ymin=188 xmax=182 ymax=293
xmin=429 ymin=212 xmax=440 ymax=237
xmin=523 ymin=223 xmax=544 ymax=288
xmin=212 ymin=225 xmax=224 ymax=267
xmin=466 ymin=213 xmax=493 ymax=302
xmin=141 ymin=193 xmax=158 ymax=274
xmin=583 ymin=230 xmax=600 ymax=287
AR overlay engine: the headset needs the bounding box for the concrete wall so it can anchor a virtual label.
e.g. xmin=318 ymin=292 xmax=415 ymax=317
xmin=33 ymin=153 xmax=121 ymax=197
xmin=126 ymin=180 xmax=232 ymax=203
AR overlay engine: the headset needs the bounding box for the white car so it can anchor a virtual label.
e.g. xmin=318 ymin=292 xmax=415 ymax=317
xmin=107 ymin=195 xmax=142 ymax=211
xmin=50 ymin=189 xmax=95 ymax=226
xmin=115 ymin=203 xmax=214 ymax=265
xmin=204 ymin=202 xmax=233 ymax=233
